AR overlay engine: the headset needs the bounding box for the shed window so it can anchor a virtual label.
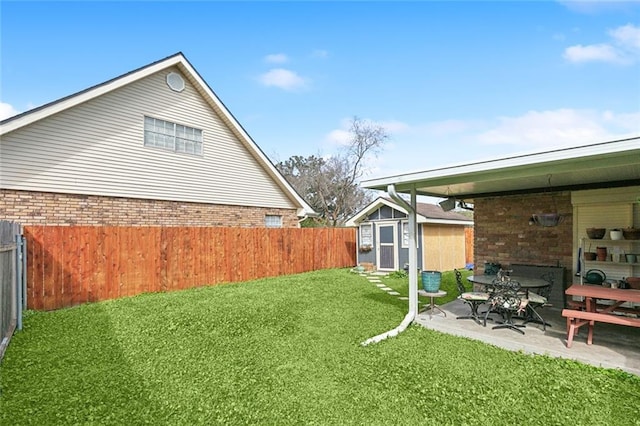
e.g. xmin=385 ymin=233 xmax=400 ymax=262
xmin=144 ymin=116 xmax=203 ymax=155
xmin=359 ymin=223 xmax=373 ymax=246
xmin=265 ymin=215 xmax=283 ymax=228
xmin=401 ymin=221 xmax=418 ymax=248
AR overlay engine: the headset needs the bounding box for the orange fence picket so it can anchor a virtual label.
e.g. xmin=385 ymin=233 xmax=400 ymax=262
xmin=23 ymin=226 xmax=357 ymax=310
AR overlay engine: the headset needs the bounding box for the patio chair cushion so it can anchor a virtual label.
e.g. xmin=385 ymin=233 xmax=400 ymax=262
xmin=460 ymin=291 xmax=490 ymax=302
xmin=492 ymin=292 xmax=528 ymax=313
xmin=527 ymin=291 xmax=547 ymax=305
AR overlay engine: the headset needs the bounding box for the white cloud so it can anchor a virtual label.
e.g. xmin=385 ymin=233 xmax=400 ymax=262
xmin=324 ymin=118 xmax=410 ymax=149
xmin=361 ymin=108 xmax=639 ymax=179
xmin=563 ymin=43 xmax=624 ymax=63
xmin=558 ymin=1 xmax=638 ymax=14
xmin=477 ymin=109 xmax=613 ymax=148
xmin=610 ymin=24 xmax=640 ymax=50
xmin=258 ymin=68 xmax=308 ymax=91
xmin=0 ymin=102 xmax=20 ymax=120
xmin=326 ymin=128 xmax=351 ymax=146
xmin=564 ymin=24 xmax=640 ymax=64
xmin=265 ymin=53 xmax=288 ymax=64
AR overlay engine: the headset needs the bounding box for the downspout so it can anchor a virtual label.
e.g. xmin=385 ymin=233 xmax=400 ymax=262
xmin=361 ymin=184 xmax=418 ymax=346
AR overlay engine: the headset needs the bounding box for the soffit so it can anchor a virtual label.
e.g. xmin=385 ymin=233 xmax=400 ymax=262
xmin=361 ymin=138 xmax=640 ymax=201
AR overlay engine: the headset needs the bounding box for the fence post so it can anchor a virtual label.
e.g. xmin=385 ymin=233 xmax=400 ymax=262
xmin=16 ymin=233 xmax=24 ymax=330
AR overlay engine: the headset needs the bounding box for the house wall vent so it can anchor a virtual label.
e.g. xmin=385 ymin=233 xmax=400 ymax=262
xmin=166 ymin=72 xmax=185 ymax=92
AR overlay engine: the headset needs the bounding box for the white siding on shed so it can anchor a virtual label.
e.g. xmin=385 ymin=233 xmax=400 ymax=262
xmin=0 ymin=67 xmax=296 ymax=210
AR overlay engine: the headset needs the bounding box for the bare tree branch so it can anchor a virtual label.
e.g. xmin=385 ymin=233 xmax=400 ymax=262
xmin=276 ymin=117 xmax=388 ymax=226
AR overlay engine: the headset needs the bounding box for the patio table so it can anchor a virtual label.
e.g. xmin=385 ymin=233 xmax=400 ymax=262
xmin=468 ymin=274 xmax=552 ymax=330
xmin=418 ymin=289 xmax=447 ymax=319
xmin=467 ymin=275 xmax=550 ymax=291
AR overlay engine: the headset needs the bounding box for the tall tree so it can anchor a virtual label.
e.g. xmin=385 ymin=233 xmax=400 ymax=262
xmin=276 ymin=117 xmax=388 ymax=226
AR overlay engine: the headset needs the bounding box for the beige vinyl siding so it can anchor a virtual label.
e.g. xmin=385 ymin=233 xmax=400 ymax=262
xmin=572 ymin=186 xmax=640 ymax=282
xmin=0 ymin=67 xmax=295 ymax=210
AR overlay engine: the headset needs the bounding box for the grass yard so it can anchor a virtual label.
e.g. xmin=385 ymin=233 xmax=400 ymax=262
xmin=380 ymin=268 xmax=474 ymax=305
xmin=1 ymin=268 xmax=639 ymax=425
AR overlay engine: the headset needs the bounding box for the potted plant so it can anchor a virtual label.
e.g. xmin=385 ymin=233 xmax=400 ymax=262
xmin=610 ymin=228 xmax=623 ymax=240
xmin=623 ymin=227 xmax=640 ymax=240
xmin=359 ymin=244 xmax=373 ymax=253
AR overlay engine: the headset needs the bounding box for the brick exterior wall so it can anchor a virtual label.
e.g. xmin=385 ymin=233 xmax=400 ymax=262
xmin=474 ymin=191 xmax=573 ymax=276
xmin=0 ymin=189 xmax=301 ymax=227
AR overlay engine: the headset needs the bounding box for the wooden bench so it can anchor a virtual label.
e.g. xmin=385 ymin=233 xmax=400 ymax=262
xmin=561 ymin=308 xmax=640 ymax=347
xmin=566 ymin=300 xmax=640 ymax=315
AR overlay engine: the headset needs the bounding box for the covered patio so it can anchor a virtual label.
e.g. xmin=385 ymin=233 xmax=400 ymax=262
xmin=415 ymin=299 xmax=640 ymax=376
xmin=360 ymin=137 xmax=640 ymax=373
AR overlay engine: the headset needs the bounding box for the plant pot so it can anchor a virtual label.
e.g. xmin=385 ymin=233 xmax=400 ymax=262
xmin=532 ymin=213 xmax=563 ymax=227
xmin=586 ymin=228 xmax=606 ymax=239
xmin=584 ymin=252 xmax=597 ymax=261
xmin=421 ymin=270 xmax=442 ymax=292
xmin=625 ymin=277 xmax=640 ymax=289
xmin=596 ymin=247 xmax=607 ymax=261
xmin=610 ymin=230 xmax=623 ymax=240
xmin=625 ymin=254 xmax=637 ymax=264
xmin=623 ymin=228 xmax=640 ymax=240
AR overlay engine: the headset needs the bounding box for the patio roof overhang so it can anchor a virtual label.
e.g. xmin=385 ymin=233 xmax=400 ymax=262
xmin=361 ymin=137 xmax=640 ymax=201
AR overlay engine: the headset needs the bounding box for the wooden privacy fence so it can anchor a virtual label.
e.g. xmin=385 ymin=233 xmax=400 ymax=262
xmin=1 ymin=221 xmax=26 ymax=362
xmin=24 ymin=226 xmax=357 ymax=311
xmin=465 ymin=227 xmax=474 ymax=265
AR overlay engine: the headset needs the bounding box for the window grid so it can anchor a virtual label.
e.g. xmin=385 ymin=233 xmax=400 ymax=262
xmin=265 ymin=215 xmax=283 ymax=228
xmin=359 ymin=223 xmax=373 ymax=246
xmin=144 ymin=116 xmax=203 ymax=155
xmin=401 ymin=221 xmax=418 ymax=248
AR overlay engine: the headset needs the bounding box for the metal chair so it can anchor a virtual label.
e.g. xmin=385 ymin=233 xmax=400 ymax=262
xmin=521 ymin=272 xmax=554 ymax=331
xmin=483 ymin=278 xmax=528 ymax=334
xmin=454 ymin=269 xmax=490 ymax=326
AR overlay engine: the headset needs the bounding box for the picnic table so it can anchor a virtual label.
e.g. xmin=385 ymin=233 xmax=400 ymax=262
xmin=562 ymin=284 xmax=640 ymax=347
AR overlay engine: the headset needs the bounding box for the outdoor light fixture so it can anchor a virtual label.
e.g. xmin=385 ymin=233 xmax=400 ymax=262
xmin=458 ymin=200 xmax=474 ymax=211
xmin=439 ymin=197 xmax=456 ymax=212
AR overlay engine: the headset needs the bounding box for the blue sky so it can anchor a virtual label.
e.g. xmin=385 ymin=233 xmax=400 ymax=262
xmin=1 ymin=1 xmax=639 ymax=181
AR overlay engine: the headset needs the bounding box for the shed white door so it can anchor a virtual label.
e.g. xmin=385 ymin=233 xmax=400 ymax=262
xmin=377 ymin=223 xmax=397 ymax=271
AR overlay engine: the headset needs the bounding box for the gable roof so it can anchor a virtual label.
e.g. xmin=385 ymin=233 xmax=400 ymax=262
xmin=344 ymin=196 xmax=473 ymax=227
xmin=361 ymin=136 xmax=640 ymax=201
xmin=0 ymin=52 xmax=316 ymax=218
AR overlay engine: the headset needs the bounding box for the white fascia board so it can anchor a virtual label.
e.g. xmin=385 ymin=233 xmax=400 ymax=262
xmin=422 ymin=219 xmax=474 ymax=226
xmin=344 ymin=197 xmax=416 ymax=226
xmin=361 ymin=137 xmax=640 ymax=190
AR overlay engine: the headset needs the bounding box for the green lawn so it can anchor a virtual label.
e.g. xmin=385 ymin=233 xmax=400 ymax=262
xmin=380 ymin=268 xmax=474 ymax=305
xmin=1 ymin=269 xmax=639 ymax=425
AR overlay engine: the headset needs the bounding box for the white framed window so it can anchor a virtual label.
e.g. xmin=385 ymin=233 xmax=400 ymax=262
xmin=265 ymin=215 xmax=283 ymax=228
xmin=401 ymin=221 xmax=418 ymax=248
xmin=359 ymin=223 xmax=373 ymax=246
xmin=144 ymin=116 xmax=203 ymax=155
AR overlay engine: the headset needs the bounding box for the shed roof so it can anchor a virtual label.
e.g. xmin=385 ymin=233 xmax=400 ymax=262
xmin=345 ymin=196 xmax=473 ymax=227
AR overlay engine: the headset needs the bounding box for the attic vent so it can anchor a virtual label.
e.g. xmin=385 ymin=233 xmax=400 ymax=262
xmin=166 ymin=72 xmax=185 ymax=92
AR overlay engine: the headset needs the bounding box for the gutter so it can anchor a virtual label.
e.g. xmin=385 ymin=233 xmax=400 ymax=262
xmin=361 ymin=184 xmax=418 ymax=346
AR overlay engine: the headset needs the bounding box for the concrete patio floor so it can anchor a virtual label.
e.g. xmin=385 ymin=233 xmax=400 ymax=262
xmin=414 ymin=298 xmax=640 ymax=376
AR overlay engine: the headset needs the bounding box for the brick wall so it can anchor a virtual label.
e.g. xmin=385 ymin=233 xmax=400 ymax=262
xmin=474 ymin=191 xmax=573 ymax=275
xmin=0 ymin=189 xmax=300 ymax=227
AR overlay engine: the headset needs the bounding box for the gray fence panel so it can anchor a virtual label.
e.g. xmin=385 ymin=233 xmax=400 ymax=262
xmin=0 ymin=221 xmax=23 ymax=362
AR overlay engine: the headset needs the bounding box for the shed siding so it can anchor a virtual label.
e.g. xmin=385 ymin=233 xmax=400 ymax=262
xmin=421 ymin=224 xmax=467 ymax=272
xmin=0 ymin=67 xmax=295 ymax=210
